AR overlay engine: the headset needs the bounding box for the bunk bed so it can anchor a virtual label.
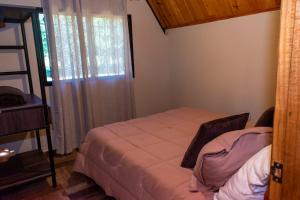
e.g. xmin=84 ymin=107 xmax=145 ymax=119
xmin=0 ymin=6 xmax=56 ymax=190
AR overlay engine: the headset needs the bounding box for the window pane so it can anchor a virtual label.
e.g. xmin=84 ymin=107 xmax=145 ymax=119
xmin=85 ymin=16 xmax=125 ymax=77
xmin=53 ymin=15 xmax=82 ymax=80
xmin=39 ymin=13 xmax=52 ymax=82
xmin=40 ymin=14 xmax=126 ymax=81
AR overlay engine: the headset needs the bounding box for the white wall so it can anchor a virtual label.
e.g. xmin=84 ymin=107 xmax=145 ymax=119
xmin=128 ymin=0 xmax=172 ymax=117
xmin=0 ymin=0 xmax=41 ymax=7
xmin=168 ymin=11 xmax=280 ymax=121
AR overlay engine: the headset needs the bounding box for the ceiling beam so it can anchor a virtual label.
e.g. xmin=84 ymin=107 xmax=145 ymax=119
xmin=146 ymin=0 xmax=166 ymax=34
xmin=147 ymin=0 xmax=281 ymax=30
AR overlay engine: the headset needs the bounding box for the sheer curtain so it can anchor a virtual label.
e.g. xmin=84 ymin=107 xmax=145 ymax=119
xmin=43 ymin=0 xmax=135 ymax=154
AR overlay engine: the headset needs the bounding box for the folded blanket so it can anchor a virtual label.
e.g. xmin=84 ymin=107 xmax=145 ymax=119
xmin=0 ymin=86 xmax=26 ymax=108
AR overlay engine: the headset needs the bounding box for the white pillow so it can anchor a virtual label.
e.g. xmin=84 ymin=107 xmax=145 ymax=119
xmin=214 ymin=145 xmax=272 ymax=200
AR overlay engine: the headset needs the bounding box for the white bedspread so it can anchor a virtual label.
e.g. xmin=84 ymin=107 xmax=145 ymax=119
xmin=74 ymin=107 xmax=224 ymax=200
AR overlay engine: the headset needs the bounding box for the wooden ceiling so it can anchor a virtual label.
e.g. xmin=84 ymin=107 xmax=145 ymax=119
xmin=146 ymin=0 xmax=281 ymax=31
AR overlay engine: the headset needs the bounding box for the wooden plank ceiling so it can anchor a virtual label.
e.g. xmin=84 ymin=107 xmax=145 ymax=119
xmin=146 ymin=0 xmax=281 ymax=30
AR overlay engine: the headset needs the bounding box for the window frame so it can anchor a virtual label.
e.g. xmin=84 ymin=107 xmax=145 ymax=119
xmin=34 ymin=8 xmax=135 ymax=86
xmin=33 ymin=7 xmax=52 ymax=86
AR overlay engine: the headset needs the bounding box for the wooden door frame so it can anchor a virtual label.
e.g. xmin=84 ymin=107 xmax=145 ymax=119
xmin=269 ymin=0 xmax=300 ymax=199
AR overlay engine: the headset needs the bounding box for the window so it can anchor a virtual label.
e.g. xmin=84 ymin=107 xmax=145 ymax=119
xmin=37 ymin=11 xmax=134 ymax=84
xmin=84 ymin=16 xmax=125 ymax=78
xmin=52 ymin=15 xmax=82 ymax=80
xmin=39 ymin=13 xmax=52 ymax=82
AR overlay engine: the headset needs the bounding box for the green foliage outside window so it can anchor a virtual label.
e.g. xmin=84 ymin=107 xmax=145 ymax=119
xmin=39 ymin=13 xmax=52 ymax=82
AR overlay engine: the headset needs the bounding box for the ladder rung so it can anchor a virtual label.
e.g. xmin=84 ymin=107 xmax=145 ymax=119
xmin=0 ymin=45 xmax=24 ymax=50
xmin=0 ymin=71 xmax=28 ymax=76
xmin=4 ymin=19 xmax=23 ymax=24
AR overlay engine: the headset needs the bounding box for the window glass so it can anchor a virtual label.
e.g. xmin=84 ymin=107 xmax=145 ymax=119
xmin=39 ymin=14 xmax=126 ymax=81
xmin=53 ymin=15 xmax=82 ymax=80
xmin=39 ymin=13 xmax=52 ymax=82
xmin=84 ymin=16 xmax=125 ymax=77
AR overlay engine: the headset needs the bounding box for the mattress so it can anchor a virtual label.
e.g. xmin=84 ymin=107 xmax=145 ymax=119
xmin=74 ymin=107 xmax=225 ymax=200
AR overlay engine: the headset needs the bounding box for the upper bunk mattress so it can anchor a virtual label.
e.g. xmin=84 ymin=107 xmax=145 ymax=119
xmin=74 ymin=107 xmax=225 ymax=200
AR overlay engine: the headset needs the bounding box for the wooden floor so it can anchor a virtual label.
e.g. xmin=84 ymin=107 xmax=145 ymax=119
xmin=0 ymin=153 xmax=114 ymax=200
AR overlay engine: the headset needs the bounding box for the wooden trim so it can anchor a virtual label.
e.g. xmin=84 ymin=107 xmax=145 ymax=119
xmin=146 ymin=0 xmax=280 ymax=30
xmin=145 ymin=0 xmax=166 ymax=33
xmin=167 ymin=7 xmax=280 ymax=29
xmin=269 ymin=0 xmax=300 ymax=199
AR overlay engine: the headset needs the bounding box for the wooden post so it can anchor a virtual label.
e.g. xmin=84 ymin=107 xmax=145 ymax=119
xmin=270 ymin=0 xmax=300 ymax=199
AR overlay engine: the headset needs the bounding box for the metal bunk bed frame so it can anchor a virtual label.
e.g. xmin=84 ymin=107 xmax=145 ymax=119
xmin=0 ymin=6 xmax=56 ymax=189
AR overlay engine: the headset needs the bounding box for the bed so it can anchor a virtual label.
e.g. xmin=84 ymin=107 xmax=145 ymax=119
xmin=74 ymin=107 xmax=225 ymax=200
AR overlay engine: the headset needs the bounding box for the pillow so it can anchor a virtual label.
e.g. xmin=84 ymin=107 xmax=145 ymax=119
xmin=214 ymin=145 xmax=272 ymax=200
xmin=255 ymin=107 xmax=275 ymax=127
xmin=181 ymin=113 xmax=249 ymax=168
xmin=193 ymin=127 xmax=272 ymax=191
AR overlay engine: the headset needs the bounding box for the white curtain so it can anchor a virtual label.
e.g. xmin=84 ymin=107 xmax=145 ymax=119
xmin=43 ymin=0 xmax=135 ymax=154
